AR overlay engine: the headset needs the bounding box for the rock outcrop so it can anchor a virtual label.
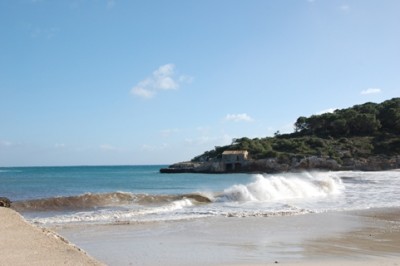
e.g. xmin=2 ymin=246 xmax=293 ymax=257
xmin=0 ymin=197 xmax=11 ymax=208
xmin=160 ymin=155 xmax=400 ymax=174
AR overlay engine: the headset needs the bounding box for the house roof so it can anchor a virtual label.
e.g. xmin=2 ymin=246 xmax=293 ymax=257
xmin=222 ymin=150 xmax=248 ymax=155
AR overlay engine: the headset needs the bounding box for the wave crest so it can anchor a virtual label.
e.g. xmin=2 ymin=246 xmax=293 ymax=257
xmin=12 ymin=192 xmax=136 ymax=212
xmin=32 ymin=198 xmax=195 ymax=225
xmin=217 ymin=172 xmax=344 ymax=202
xmin=12 ymin=192 xmax=212 ymax=212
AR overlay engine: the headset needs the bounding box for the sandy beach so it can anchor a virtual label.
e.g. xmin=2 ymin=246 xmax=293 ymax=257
xmin=55 ymin=208 xmax=400 ymax=266
xmin=0 ymin=207 xmax=103 ymax=266
xmin=1 ymin=206 xmax=400 ymax=265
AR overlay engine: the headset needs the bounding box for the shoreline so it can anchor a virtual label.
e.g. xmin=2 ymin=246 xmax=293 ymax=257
xmin=159 ymin=155 xmax=400 ymax=174
xmin=2 ymin=206 xmax=400 ymax=265
xmin=0 ymin=207 xmax=103 ymax=266
xmin=160 ymin=160 xmax=400 ymax=174
xmin=55 ymin=208 xmax=400 ymax=266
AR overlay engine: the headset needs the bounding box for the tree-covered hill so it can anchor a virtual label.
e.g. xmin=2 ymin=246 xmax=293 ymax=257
xmin=192 ymin=98 xmax=400 ymax=164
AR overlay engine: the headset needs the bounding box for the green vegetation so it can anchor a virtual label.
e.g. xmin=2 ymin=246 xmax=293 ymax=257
xmin=192 ymin=98 xmax=400 ymax=162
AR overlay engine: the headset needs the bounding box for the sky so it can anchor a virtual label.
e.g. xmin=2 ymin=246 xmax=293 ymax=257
xmin=0 ymin=0 xmax=399 ymax=166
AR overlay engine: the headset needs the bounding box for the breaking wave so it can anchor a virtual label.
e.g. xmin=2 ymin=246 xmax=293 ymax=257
xmin=17 ymin=172 xmax=346 ymax=225
xmin=12 ymin=192 xmax=135 ymax=212
xmin=12 ymin=192 xmax=211 ymax=212
xmin=217 ymin=172 xmax=344 ymax=202
xmin=32 ymin=198 xmax=195 ymax=225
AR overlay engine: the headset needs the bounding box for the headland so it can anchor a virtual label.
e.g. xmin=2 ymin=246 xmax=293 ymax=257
xmin=161 ymin=98 xmax=400 ymax=174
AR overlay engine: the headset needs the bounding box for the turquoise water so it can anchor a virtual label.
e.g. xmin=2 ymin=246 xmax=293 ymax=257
xmin=0 ymin=165 xmax=252 ymax=201
xmin=1 ymin=166 xmax=400 ymax=225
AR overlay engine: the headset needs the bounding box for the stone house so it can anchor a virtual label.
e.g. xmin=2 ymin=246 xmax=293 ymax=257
xmin=221 ymin=150 xmax=249 ymax=172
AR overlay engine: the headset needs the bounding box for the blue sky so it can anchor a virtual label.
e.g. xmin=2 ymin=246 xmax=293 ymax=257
xmin=1 ymin=0 xmax=399 ymax=166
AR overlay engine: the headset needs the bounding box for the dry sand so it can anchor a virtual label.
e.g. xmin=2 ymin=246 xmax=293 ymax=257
xmin=0 ymin=207 xmax=103 ymax=266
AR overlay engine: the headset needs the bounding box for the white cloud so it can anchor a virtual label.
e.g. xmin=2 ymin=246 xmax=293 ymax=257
xmin=131 ymin=64 xmax=192 ymax=99
xmin=153 ymin=64 xmax=178 ymax=90
xmin=361 ymin=88 xmax=382 ymax=95
xmin=225 ymin=113 xmax=254 ymax=122
xmin=316 ymin=108 xmax=336 ymax=115
xmin=132 ymin=86 xmax=155 ymax=98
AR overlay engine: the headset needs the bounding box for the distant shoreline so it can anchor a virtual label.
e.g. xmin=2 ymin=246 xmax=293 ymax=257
xmin=161 ymin=155 xmax=400 ymax=174
xmin=0 ymin=164 xmax=169 ymax=169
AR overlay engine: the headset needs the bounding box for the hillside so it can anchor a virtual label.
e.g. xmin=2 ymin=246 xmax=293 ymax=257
xmin=162 ymin=98 xmax=400 ymax=173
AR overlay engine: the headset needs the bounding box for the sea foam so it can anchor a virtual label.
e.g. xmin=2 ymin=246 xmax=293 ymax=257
xmin=218 ymin=172 xmax=344 ymax=202
xmin=32 ymin=198 xmax=194 ymax=225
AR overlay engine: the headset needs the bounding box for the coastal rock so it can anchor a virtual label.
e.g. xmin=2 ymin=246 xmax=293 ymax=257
xmin=0 ymin=197 xmax=11 ymax=208
xmin=160 ymin=162 xmax=200 ymax=173
xmin=160 ymin=155 xmax=400 ymax=174
xmin=195 ymin=162 xmax=225 ymax=173
xmin=294 ymin=156 xmax=340 ymax=171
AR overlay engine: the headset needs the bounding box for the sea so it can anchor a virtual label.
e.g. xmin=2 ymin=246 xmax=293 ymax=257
xmin=1 ymin=165 xmax=400 ymax=226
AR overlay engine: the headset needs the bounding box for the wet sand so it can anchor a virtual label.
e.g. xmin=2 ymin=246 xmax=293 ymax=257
xmin=1 ymin=206 xmax=399 ymax=265
xmin=55 ymin=208 xmax=400 ymax=265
